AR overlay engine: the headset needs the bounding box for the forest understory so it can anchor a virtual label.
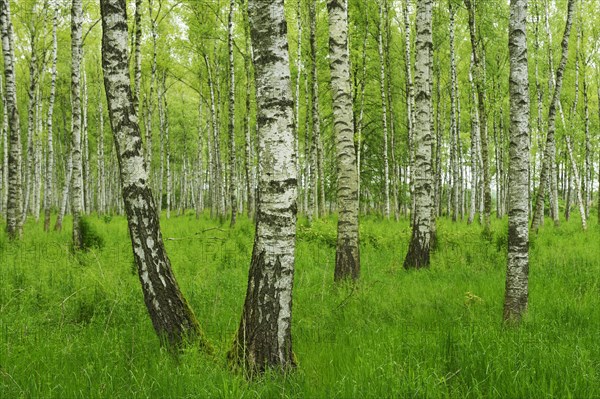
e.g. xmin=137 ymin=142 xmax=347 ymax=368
xmin=1 ymin=213 xmax=599 ymax=398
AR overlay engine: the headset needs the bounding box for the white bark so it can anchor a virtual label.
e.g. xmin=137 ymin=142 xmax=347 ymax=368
xmin=504 ymin=0 xmax=530 ymax=323
xmin=232 ymin=0 xmax=297 ymax=372
xmin=327 ymin=0 xmax=360 ymax=281
xmin=71 ymin=0 xmax=84 ymax=249
xmin=378 ymin=0 xmax=390 ymax=220
xmin=1 ymin=0 xmax=23 ymax=239
xmin=404 ymin=0 xmax=433 ymax=269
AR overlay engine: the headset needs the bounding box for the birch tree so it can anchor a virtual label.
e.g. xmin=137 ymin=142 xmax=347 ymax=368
xmin=327 ymin=0 xmax=360 ymax=281
xmin=532 ymin=0 xmax=576 ymax=232
xmin=403 ymin=0 xmax=433 ymax=269
xmin=44 ymin=4 xmax=59 ymax=232
xmin=227 ymin=0 xmax=237 ymax=227
xmin=1 ymin=0 xmax=23 ymax=239
xmin=71 ymin=0 xmax=84 ymax=249
xmin=503 ymin=0 xmax=530 ymax=323
xmin=100 ymin=0 xmax=207 ymax=348
xmin=230 ymin=0 xmax=298 ymax=373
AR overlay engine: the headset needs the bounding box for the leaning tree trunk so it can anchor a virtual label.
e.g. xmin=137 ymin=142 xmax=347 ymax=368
xmin=230 ymin=0 xmax=298 ymax=373
xmin=44 ymin=4 xmax=59 ymax=232
xmin=503 ymin=0 xmax=530 ymax=324
xmin=70 ymin=0 xmax=84 ymax=250
xmin=227 ymin=0 xmax=237 ymax=227
xmin=403 ymin=0 xmax=433 ymax=269
xmin=100 ymin=0 xmax=207 ymax=348
xmin=1 ymin=0 xmax=22 ymax=240
xmin=327 ymin=0 xmax=360 ymax=281
xmin=531 ymin=0 xmax=575 ymax=232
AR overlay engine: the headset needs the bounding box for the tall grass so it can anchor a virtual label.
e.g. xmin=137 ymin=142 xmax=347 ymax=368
xmin=1 ymin=212 xmax=599 ymax=398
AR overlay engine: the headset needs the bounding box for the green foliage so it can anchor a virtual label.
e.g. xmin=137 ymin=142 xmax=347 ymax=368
xmin=0 ymin=215 xmax=599 ymax=398
xmin=79 ymin=217 xmax=105 ymax=251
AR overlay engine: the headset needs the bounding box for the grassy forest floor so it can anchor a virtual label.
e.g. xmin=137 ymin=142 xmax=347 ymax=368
xmin=1 ymin=211 xmax=599 ymax=398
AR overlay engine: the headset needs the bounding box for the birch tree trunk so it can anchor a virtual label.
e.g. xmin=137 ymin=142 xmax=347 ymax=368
xmin=0 ymin=74 xmax=5 ymax=218
xmin=403 ymin=0 xmax=433 ymax=269
xmin=402 ymin=0 xmax=414 ymax=217
xmin=195 ymin=100 xmax=204 ymax=218
xmin=227 ymin=0 xmax=237 ymax=227
xmin=449 ymin=1 xmax=459 ymax=222
xmin=71 ymin=0 xmax=84 ymax=250
xmin=97 ymin=84 xmax=106 ymax=215
xmin=100 ymin=0 xmax=207 ymax=348
xmin=464 ymin=0 xmax=491 ymax=233
xmin=468 ymin=54 xmax=479 ymax=225
xmin=23 ymin=35 xmax=39 ymax=224
xmin=55 ymin=149 xmax=72 ymax=232
xmin=230 ymin=0 xmax=298 ymax=373
xmin=532 ymin=0 xmax=575 ymax=232
xmin=1 ymin=0 xmax=23 ymax=239
xmin=242 ymin=3 xmax=255 ymax=219
xmin=309 ymin=0 xmax=322 ymax=219
xmin=132 ymin=0 xmax=142 ymax=113
xmin=504 ymin=0 xmax=530 ymax=324
xmin=327 ymin=0 xmax=360 ymax=281
xmin=44 ymin=4 xmax=59 ymax=231
xmin=378 ymin=0 xmax=390 ymax=220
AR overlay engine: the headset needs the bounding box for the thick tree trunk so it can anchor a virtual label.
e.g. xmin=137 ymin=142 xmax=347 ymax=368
xmin=44 ymin=5 xmax=59 ymax=231
xmin=1 ymin=0 xmax=22 ymax=239
xmin=532 ymin=0 xmax=575 ymax=232
xmin=327 ymin=0 xmax=360 ymax=281
xmin=504 ymin=0 xmax=530 ymax=324
xmin=71 ymin=0 xmax=84 ymax=250
xmin=227 ymin=0 xmax=237 ymax=227
xmin=404 ymin=0 xmax=433 ymax=269
xmin=100 ymin=0 xmax=206 ymax=348
xmin=230 ymin=0 xmax=297 ymax=373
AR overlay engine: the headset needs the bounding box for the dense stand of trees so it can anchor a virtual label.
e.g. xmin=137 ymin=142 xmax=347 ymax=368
xmin=1 ymin=0 xmax=599 ymax=371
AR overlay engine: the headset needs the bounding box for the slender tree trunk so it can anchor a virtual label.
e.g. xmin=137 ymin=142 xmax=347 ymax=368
xmin=309 ymin=0 xmax=321 ymax=220
xmin=0 ymin=74 xmax=5 ymax=218
xmin=504 ymin=0 xmax=529 ymax=323
xmin=196 ymin=100 xmax=204 ymax=219
xmin=55 ymin=150 xmax=72 ymax=232
xmin=378 ymin=0 xmax=390 ymax=220
xmin=356 ymin=20 xmax=368 ymax=206
xmin=464 ymin=0 xmax=491 ymax=233
xmin=242 ymin=4 xmax=255 ymax=220
xmin=468 ymin=54 xmax=479 ymax=225
xmin=404 ymin=0 xmax=433 ymax=269
xmin=71 ymin=0 xmax=84 ymax=250
xmin=227 ymin=0 xmax=237 ymax=227
xmin=1 ymin=0 xmax=22 ymax=239
xmin=402 ymin=0 xmax=414 ymax=218
xmin=449 ymin=1 xmax=459 ymax=222
xmin=532 ymin=0 xmax=576 ymax=231
xmin=97 ymin=84 xmax=106 ymax=215
xmin=101 ymin=0 xmax=207 ymax=348
xmin=294 ymin=0 xmax=302 ymax=211
xmin=82 ymin=70 xmax=91 ymax=213
xmin=533 ymin=0 xmax=545 ymax=225
xmin=327 ymin=0 xmax=360 ymax=281
xmin=23 ymin=34 xmax=39 ymax=225
xmin=230 ymin=0 xmax=298 ymax=373
xmin=133 ymin=0 xmax=142 ymax=113
xmin=44 ymin=5 xmax=59 ymax=231
xmin=146 ymin=0 xmax=158 ymax=177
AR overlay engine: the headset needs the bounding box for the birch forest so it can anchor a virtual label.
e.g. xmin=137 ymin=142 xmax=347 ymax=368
xmin=1 ymin=0 xmax=599 ymax=396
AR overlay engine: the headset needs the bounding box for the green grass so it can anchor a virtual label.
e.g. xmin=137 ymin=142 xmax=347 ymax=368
xmin=1 ymin=212 xmax=599 ymax=398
